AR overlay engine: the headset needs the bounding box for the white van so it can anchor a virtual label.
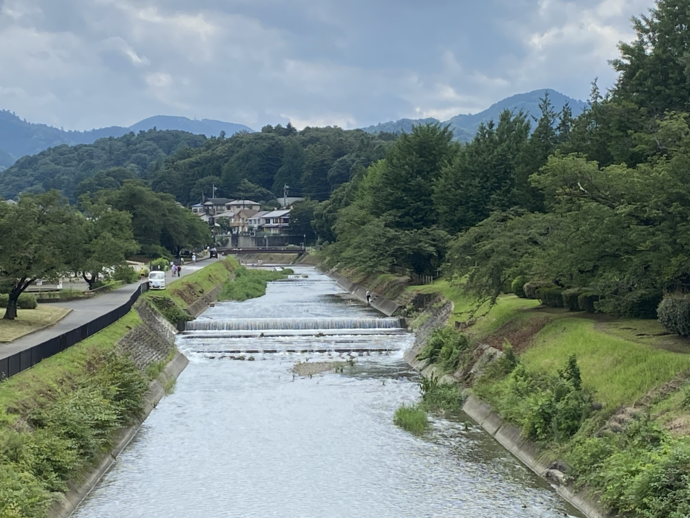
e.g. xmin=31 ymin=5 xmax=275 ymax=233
xmin=148 ymin=270 xmax=166 ymax=290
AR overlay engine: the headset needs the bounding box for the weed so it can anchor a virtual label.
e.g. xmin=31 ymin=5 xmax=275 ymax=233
xmin=394 ymin=404 xmax=428 ymax=435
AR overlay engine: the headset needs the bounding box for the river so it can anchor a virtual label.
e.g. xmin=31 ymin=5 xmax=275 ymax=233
xmin=73 ymin=267 xmax=582 ymax=518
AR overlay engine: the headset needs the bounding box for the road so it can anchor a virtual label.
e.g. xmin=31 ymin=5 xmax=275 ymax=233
xmin=0 ymin=259 xmax=215 ymax=361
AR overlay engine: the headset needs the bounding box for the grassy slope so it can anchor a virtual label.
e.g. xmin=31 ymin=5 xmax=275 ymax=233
xmin=409 ymin=280 xmax=690 ymax=412
xmin=143 ymin=258 xmax=238 ymax=310
xmin=0 ymin=306 xmax=72 ymax=343
xmin=0 ymin=310 xmax=141 ymax=428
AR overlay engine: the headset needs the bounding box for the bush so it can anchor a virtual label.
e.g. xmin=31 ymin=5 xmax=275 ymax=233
xmin=419 ymin=375 xmax=463 ymax=413
xmin=0 ymin=293 xmax=38 ymax=309
xmin=112 ymin=265 xmax=139 ymax=284
xmin=511 ymin=276 xmax=528 ymax=298
xmin=393 ymin=404 xmax=428 ymax=435
xmin=524 ymin=281 xmax=551 ymax=299
xmin=561 ymin=289 xmax=582 ymax=311
xmin=619 ymin=290 xmax=663 ymax=319
xmin=658 ymin=294 xmax=690 ymax=337
xmin=416 ymin=328 xmax=471 ymax=373
xmin=536 ymin=287 xmax=564 ymax=308
xmin=150 ymin=258 xmax=170 ymax=272
xmin=578 ymin=292 xmax=599 ymax=313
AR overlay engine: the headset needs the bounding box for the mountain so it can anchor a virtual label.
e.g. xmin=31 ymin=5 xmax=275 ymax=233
xmin=0 ymin=110 xmax=254 ymax=167
xmin=362 ymin=89 xmax=588 ymax=142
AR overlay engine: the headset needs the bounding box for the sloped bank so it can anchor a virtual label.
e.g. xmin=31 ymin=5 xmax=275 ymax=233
xmin=325 ymin=268 xmax=607 ymax=518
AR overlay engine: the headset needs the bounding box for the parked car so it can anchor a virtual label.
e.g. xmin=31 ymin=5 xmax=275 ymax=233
xmin=210 ymin=247 xmax=218 ymax=258
xmin=148 ymin=270 xmax=166 ymax=290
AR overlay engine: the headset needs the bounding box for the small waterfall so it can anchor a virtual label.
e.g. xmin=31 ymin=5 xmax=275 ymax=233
xmin=185 ymin=317 xmax=403 ymax=332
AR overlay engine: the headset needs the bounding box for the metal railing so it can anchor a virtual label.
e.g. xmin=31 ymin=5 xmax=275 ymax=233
xmin=0 ymin=283 xmax=149 ymax=380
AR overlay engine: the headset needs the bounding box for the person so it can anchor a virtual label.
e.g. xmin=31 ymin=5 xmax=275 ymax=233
xmin=171 ymin=264 xmax=177 ymax=276
xmin=192 ymin=253 xmax=196 ymax=264
xmin=177 ymin=264 xmax=182 ymax=277
xmin=366 ymin=290 xmax=371 ymax=305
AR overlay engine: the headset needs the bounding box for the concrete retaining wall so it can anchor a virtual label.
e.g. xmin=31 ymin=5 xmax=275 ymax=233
xmin=185 ymin=284 xmax=223 ymax=318
xmin=327 ymin=271 xmax=401 ymax=316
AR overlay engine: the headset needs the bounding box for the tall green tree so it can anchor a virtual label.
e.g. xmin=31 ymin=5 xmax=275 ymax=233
xmin=0 ymin=192 xmax=83 ymax=319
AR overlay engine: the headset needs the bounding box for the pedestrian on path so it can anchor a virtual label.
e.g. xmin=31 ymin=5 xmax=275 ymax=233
xmin=177 ymin=265 xmax=182 ymax=277
xmin=192 ymin=254 xmax=196 ymax=264
xmin=366 ymin=290 xmax=371 ymax=305
xmin=171 ymin=264 xmax=177 ymax=276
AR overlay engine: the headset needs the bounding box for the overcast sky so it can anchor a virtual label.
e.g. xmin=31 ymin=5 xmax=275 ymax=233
xmin=0 ymin=0 xmax=654 ymax=131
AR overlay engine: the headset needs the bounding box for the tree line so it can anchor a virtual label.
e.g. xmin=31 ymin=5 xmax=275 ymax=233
xmin=314 ymin=0 xmax=690 ymax=322
xmin=0 ymin=184 xmax=210 ymax=320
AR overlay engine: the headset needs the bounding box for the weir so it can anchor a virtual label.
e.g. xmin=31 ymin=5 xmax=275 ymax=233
xmin=185 ymin=317 xmax=404 ymax=331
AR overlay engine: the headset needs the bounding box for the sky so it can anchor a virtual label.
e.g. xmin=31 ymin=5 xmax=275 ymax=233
xmin=0 ymin=0 xmax=655 ymax=131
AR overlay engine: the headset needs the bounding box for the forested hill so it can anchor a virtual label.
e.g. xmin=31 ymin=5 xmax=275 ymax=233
xmin=0 ymin=129 xmax=207 ymax=202
xmin=0 ymin=110 xmax=253 ymax=169
xmin=151 ymin=124 xmax=396 ymax=206
xmin=362 ymin=89 xmax=586 ymax=142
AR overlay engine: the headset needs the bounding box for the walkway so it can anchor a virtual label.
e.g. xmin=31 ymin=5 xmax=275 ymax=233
xmin=0 ymin=258 xmax=216 ymax=361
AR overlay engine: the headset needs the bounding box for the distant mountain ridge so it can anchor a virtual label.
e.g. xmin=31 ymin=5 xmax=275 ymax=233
xmin=0 ymin=111 xmax=254 ymax=169
xmin=362 ymin=89 xmax=588 ymax=142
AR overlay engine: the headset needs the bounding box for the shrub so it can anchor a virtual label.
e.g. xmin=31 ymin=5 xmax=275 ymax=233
xmin=0 ymin=293 xmax=38 ymax=309
xmin=536 ymin=287 xmax=564 ymax=308
xmin=511 ymin=276 xmax=528 ymax=298
xmin=524 ymin=281 xmax=551 ymax=299
xmin=561 ymin=289 xmax=582 ymax=311
xmin=416 ymin=328 xmax=471 ymax=373
xmin=578 ymin=292 xmax=599 ymax=313
xmin=150 ymin=258 xmax=170 ymax=272
xmin=419 ymin=375 xmax=464 ymax=412
xmin=112 ymin=265 xmax=139 ymax=284
xmin=393 ymin=404 xmax=428 ymax=435
xmin=619 ymin=290 xmax=663 ymax=319
xmin=658 ymin=294 xmax=690 ymax=337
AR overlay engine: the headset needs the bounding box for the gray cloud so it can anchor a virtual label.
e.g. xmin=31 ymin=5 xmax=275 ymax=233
xmin=0 ymin=0 xmax=655 ymax=130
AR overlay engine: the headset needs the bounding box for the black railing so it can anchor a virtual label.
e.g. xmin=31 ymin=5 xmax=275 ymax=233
xmin=0 ymin=283 xmax=149 ymax=380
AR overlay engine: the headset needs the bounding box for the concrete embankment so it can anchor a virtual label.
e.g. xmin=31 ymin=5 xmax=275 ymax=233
xmin=326 ymin=268 xmax=608 ymax=518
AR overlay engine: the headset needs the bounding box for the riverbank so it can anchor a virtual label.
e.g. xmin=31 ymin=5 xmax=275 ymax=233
xmin=326 ymin=265 xmax=690 ymax=518
xmin=0 ymin=260 xmax=239 ymax=518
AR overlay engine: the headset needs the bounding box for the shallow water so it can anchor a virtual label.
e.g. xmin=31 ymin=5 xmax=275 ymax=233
xmin=73 ymin=267 xmax=582 ymax=518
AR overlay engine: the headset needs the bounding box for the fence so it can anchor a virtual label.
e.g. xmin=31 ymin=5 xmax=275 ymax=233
xmin=0 ymin=283 xmax=149 ymax=380
xmin=390 ymin=266 xmax=439 ymax=286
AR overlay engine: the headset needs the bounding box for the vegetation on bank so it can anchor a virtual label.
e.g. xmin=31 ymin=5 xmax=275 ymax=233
xmin=143 ymin=258 xmax=238 ymax=325
xmin=405 ymin=275 xmax=690 ymax=518
xmin=0 ymin=311 xmax=148 ymax=517
xmin=218 ymin=267 xmax=293 ymax=302
xmin=394 ymin=375 xmax=463 ymax=436
xmin=0 ymin=306 xmax=71 ymax=343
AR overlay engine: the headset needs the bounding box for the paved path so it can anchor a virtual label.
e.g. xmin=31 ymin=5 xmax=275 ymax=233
xmin=0 ymin=258 xmax=217 ymax=361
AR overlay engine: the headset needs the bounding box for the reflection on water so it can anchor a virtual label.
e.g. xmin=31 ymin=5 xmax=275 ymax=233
xmin=73 ymin=268 xmax=582 ymax=518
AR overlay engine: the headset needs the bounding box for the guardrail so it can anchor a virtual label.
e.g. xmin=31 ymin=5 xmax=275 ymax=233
xmin=0 ymin=283 xmax=149 ymax=380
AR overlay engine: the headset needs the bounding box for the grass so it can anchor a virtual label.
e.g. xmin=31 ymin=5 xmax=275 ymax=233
xmin=145 ymin=349 xmax=177 ymax=380
xmin=0 ymin=306 xmax=72 ymax=342
xmin=521 ymin=318 xmax=690 ymax=410
xmin=143 ymin=258 xmax=238 ymax=310
xmin=394 ymin=404 xmax=429 ymax=435
xmin=218 ymin=267 xmax=292 ymax=301
xmin=0 ymin=310 xmax=142 ymax=427
xmin=408 ymin=280 xmax=540 ymax=334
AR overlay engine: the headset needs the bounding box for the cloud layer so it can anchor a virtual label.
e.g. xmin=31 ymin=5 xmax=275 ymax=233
xmin=0 ymin=0 xmax=654 ymax=130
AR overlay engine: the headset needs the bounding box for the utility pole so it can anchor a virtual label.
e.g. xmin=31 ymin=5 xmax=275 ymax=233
xmin=283 ymin=184 xmax=290 ymax=208
xmin=212 ymin=184 xmax=217 ymax=199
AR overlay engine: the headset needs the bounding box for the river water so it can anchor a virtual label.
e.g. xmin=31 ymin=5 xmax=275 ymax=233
xmin=74 ymin=267 xmax=582 ymax=518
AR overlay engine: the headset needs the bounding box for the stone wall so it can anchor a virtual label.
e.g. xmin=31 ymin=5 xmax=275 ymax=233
xmin=116 ymin=299 xmax=177 ymax=370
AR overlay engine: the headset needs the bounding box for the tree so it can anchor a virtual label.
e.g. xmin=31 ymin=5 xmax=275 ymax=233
xmin=0 ymin=192 xmax=83 ymax=319
xmin=611 ymin=0 xmax=690 ymax=115
xmin=289 ymin=200 xmax=319 ymax=244
xmin=75 ymin=197 xmax=140 ymax=289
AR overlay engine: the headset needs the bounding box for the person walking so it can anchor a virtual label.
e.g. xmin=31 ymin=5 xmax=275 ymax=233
xmin=366 ymin=290 xmax=371 ymax=305
xmin=177 ymin=264 xmax=182 ymax=277
xmin=192 ymin=253 xmax=196 ymax=264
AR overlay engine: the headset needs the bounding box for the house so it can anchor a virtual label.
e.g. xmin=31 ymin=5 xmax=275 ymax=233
xmin=203 ymin=198 xmax=233 ymax=215
xmin=261 ymin=209 xmax=291 ymax=235
xmin=229 ymin=209 xmax=259 ymax=234
xmin=226 ymin=199 xmax=261 ymax=212
xmin=248 ymin=211 xmax=270 ymax=231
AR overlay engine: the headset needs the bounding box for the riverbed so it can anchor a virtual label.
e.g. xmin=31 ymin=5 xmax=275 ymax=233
xmin=73 ymin=267 xmax=582 ymax=518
